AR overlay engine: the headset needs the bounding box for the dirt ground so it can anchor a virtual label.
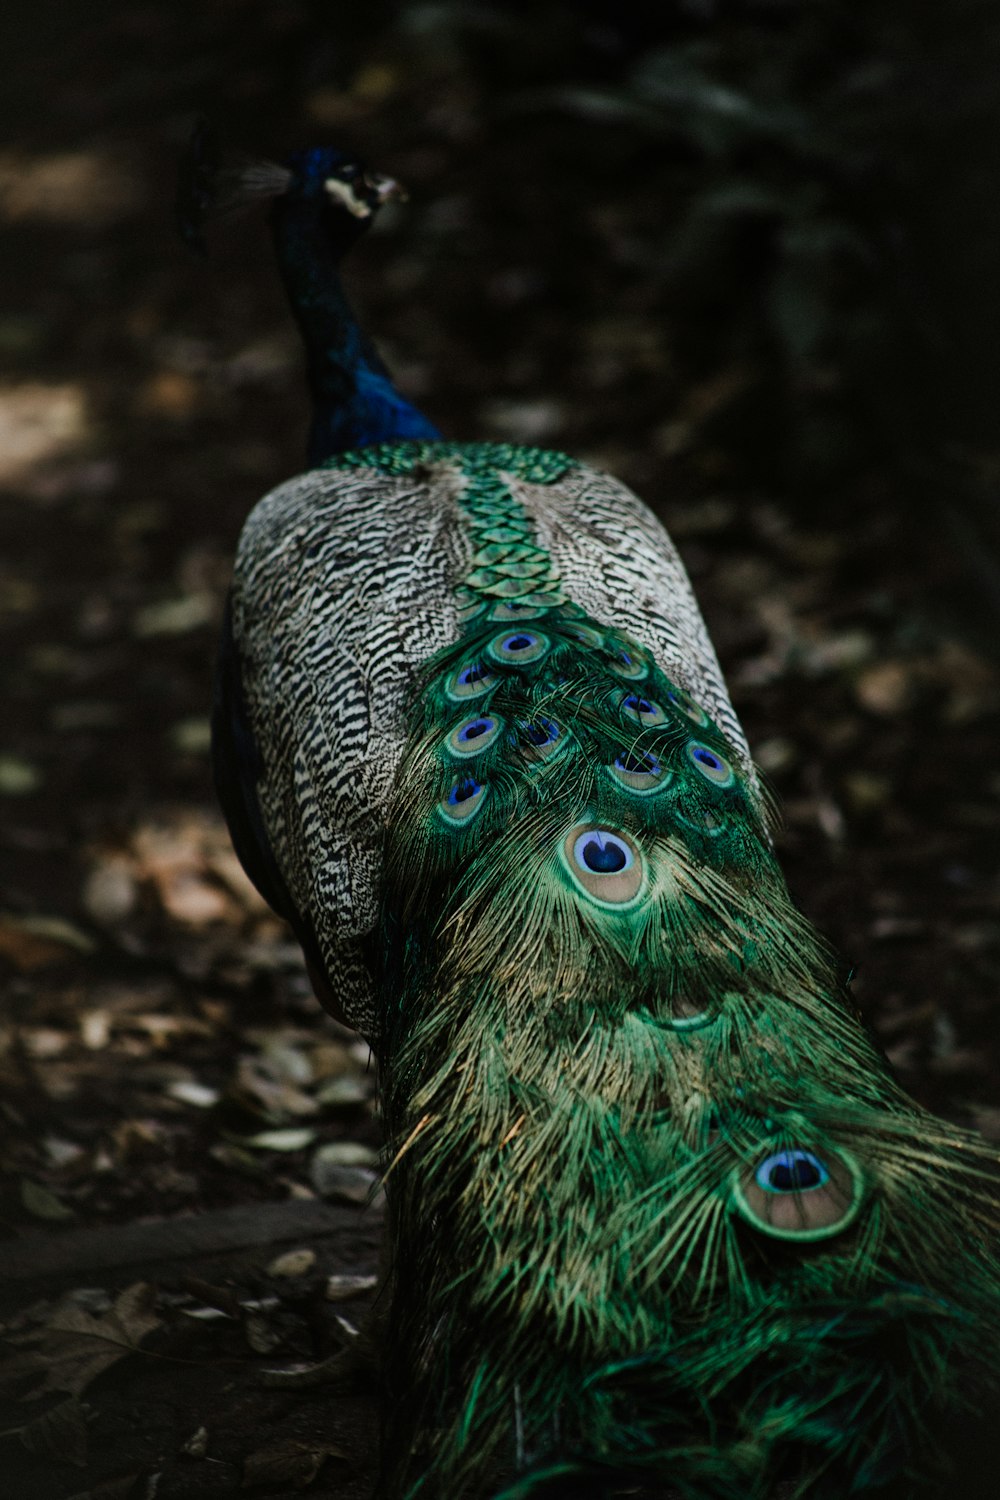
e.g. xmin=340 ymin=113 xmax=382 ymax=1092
xmin=1 ymin=4 xmax=998 ymax=1497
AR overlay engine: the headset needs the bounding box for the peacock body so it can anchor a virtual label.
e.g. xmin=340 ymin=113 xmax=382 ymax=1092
xmin=188 ymin=135 xmax=1000 ymax=1499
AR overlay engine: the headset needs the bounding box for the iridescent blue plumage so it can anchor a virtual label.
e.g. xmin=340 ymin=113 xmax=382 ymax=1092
xmin=272 ymin=147 xmax=440 ymax=461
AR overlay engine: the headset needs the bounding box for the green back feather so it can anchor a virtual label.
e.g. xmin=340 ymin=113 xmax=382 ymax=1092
xmin=315 ymin=442 xmax=1000 ymax=1499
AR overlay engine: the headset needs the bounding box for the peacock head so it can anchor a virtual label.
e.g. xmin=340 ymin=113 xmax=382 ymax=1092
xmin=178 ymin=123 xmax=406 ymax=256
xmin=282 ymin=146 xmax=406 ymax=239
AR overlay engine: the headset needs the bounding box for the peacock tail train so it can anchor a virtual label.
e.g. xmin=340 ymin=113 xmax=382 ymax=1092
xmin=197 ymin=138 xmax=1000 ymax=1498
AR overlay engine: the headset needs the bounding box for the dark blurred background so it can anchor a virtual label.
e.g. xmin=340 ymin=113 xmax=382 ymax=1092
xmin=1 ymin=2 xmax=999 ymax=1494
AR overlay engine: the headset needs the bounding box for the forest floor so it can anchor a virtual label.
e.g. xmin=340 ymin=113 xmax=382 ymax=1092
xmin=2 ymin=4 xmax=999 ymax=1498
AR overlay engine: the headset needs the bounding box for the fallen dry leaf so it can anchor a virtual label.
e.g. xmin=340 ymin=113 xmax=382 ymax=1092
xmin=240 ymin=1299 xmax=285 ymax=1356
xmin=170 ymin=716 xmax=212 ymax=755
xmin=14 ymin=1395 xmax=88 ymax=1466
xmin=854 ymin=660 xmax=913 ymax=717
xmin=0 ymin=753 xmax=43 ymax=795
xmin=0 ymin=149 xmax=141 ymax=225
xmin=132 ymin=591 xmax=216 ymax=638
xmin=241 ymin=1436 xmax=346 ymax=1490
xmin=129 ymin=814 xmax=246 ymax=926
xmin=314 ymin=1075 xmax=371 ymax=1108
xmin=267 ymin=1248 xmax=316 ymax=1278
xmin=0 ymin=913 xmax=95 ymax=971
xmin=65 ymin=1473 xmax=139 ymax=1500
xmin=20 ymin=1179 xmax=75 ymax=1222
xmin=0 ymin=1283 xmax=161 ymax=1401
xmin=325 ymin=1273 xmax=378 ymax=1302
xmin=242 ymin=1127 xmax=316 ymax=1153
xmin=167 ymin=1079 xmax=220 ymax=1108
xmin=0 ymin=382 xmax=89 ymax=483
xmin=157 ymin=870 xmax=232 ymax=926
xmin=310 ymin=1160 xmax=379 ymax=1204
xmin=181 ymin=1423 xmax=209 ymax=1458
xmin=138 ymin=370 xmax=201 ymax=421
xmin=81 ymin=856 xmax=139 ymax=926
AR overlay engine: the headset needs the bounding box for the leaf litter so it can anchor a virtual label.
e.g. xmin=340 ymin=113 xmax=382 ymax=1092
xmin=2 ymin=3 xmax=999 ymax=1498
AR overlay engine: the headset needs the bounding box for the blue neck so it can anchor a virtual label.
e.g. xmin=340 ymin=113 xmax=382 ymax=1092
xmin=272 ymin=199 xmax=440 ymax=464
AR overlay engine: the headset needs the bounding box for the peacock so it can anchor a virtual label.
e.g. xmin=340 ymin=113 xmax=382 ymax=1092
xmin=181 ymin=126 xmax=1000 ymax=1499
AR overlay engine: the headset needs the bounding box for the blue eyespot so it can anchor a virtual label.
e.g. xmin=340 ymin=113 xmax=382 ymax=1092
xmin=611 ymin=749 xmax=670 ymax=794
xmin=488 ymin=600 xmax=548 ymax=622
xmin=526 ymin=722 xmax=555 ymax=746
xmin=620 ymin=693 xmax=668 ymax=727
xmin=731 ymin=1142 xmax=865 ymax=1241
xmin=447 ymin=715 xmax=501 ymax=757
xmin=517 ymin=717 xmax=562 ymax=759
xmin=438 ymin=776 xmax=488 ymax=825
xmin=686 ymin=741 xmax=735 ymax=788
xmin=574 ymin=830 xmax=632 ymax=874
xmin=562 ymin=824 xmax=645 ymax=906
xmin=563 ymin=624 xmax=604 ymax=649
xmin=446 ymin=661 xmax=498 ymax=702
xmin=666 ymin=686 xmax=709 ymax=727
xmin=607 ymin=643 xmax=648 ymax=681
xmin=755 ymin=1150 xmax=829 ymax=1195
xmin=616 ymin=751 xmax=656 ymax=773
xmin=488 ymin=630 xmax=550 ymax=666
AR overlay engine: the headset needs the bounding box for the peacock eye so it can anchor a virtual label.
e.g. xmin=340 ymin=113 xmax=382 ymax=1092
xmin=526 ymin=721 xmax=555 ymax=746
xmin=438 ymin=775 xmax=487 ymax=825
xmin=447 ymin=715 xmax=501 ymax=757
xmin=563 ymin=623 xmax=604 ymax=649
xmin=574 ymin=830 xmax=633 ymax=873
xmin=446 ymin=662 xmax=498 ymax=701
xmin=730 ymin=1143 xmax=865 ymax=1242
xmin=666 ymin=686 xmax=710 ymax=727
xmin=562 ymin=824 xmax=645 ymax=906
xmin=686 ymin=741 xmax=735 ymax=788
xmin=518 ymin=717 xmax=563 ymax=761
xmin=607 ymin=644 xmax=648 ymax=681
xmin=489 ymin=601 xmax=548 ymax=622
xmin=676 ymin=799 xmax=725 ymax=836
xmin=755 ymin=1150 xmax=829 ymax=1194
xmin=620 ymin=692 xmax=668 ymax=728
xmin=618 ymin=751 xmax=650 ymax=772
xmin=667 ymin=995 xmax=717 ymax=1031
xmin=488 ymin=630 xmax=549 ymax=666
xmin=645 ymin=994 xmax=718 ymax=1032
xmin=611 ymin=748 xmax=670 ymax=794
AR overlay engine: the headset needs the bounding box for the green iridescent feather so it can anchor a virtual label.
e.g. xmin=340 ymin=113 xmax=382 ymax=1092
xmin=193 ymin=142 xmax=1000 ymax=1499
xmin=310 ymin=445 xmax=1000 ymax=1498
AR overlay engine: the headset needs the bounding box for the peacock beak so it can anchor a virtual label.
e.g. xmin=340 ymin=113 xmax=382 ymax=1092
xmin=367 ymin=172 xmax=408 ymax=206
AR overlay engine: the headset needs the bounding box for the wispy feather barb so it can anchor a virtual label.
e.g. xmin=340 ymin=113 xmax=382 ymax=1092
xmin=177 ymin=119 xmax=292 ymax=254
